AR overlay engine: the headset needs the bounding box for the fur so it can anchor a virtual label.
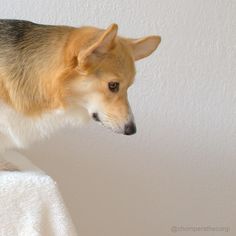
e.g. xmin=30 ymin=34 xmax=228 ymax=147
xmin=0 ymin=20 xmax=161 ymax=166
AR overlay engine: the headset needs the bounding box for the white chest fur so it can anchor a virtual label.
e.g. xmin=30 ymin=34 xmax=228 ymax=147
xmin=0 ymin=100 xmax=90 ymax=152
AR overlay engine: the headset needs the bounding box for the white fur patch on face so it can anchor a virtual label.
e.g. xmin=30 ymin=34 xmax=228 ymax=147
xmin=84 ymin=93 xmax=135 ymax=134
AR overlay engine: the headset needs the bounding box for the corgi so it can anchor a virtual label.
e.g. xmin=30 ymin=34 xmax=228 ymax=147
xmin=0 ymin=20 xmax=161 ymax=169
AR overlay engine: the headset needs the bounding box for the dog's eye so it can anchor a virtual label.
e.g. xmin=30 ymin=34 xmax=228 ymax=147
xmin=108 ymin=82 xmax=119 ymax=93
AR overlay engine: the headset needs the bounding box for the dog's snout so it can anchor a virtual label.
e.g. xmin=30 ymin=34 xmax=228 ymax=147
xmin=92 ymin=113 xmax=100 ymax=122
xmin=124 ymin=121 xmax=136 ymax=135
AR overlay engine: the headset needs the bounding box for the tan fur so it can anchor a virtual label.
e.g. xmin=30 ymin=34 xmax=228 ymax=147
xmin=0 ymin=76 xmax=11 ymax=105
xmin=0 ymin=160 xmax=19 ymax=171
xmin=0 ymin=21 xmax=161 ymax=125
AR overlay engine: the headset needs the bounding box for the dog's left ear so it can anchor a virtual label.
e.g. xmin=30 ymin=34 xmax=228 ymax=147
xmin=77 ymin=24 xmax=118 ymax=73
xmin=129 ymin=36 xmax=161 ymax=61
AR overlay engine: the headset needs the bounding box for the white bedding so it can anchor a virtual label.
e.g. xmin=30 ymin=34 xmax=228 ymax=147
xmin=0 ymin=151 xmax=78 ymax=236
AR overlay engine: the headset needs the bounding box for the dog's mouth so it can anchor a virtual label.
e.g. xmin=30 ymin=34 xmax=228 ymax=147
xmin=91 ymin=112 xmax=136 ymax=135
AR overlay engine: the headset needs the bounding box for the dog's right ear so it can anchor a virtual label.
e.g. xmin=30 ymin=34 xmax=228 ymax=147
xmin=129 ymin=35 xmax=161 ymax=61
xmin=77 ymin=24 xmax=118 ymax=74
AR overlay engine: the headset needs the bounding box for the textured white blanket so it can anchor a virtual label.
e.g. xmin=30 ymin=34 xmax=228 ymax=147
xmin=0 ymin=151 xmax=78 ymax=236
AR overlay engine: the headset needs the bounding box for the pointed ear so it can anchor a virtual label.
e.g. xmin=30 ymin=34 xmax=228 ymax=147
xmin=77 ymin=24 xmax=118 ymax=73
xmin=93 ymin=23 xmax=118 ymax=53
xmin=129 ymin=35 xmax=161 ymax=61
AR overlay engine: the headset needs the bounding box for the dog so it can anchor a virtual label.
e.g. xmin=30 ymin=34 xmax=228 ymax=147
xmin=0 ymin=19 xmax=161 ymax=170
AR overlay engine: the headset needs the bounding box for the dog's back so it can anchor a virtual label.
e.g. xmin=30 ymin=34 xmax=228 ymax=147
xmin=0 ymin=19 xmax=69 ymax=50
xmin=0 ymin=20 xmax=38 ymax=43
xmin=0 ymin=20 xmax=75 ymax=114
xmin=0 ymin=20 xmax=53 ymax=62
xmin=0 ymin=20 xmax=71 ymax=74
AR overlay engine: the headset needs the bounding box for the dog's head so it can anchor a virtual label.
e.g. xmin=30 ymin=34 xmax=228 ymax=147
xmin=69 ymin=24 xmax=161 ymax=135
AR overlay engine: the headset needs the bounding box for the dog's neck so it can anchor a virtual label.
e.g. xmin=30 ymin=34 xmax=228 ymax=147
xmin=0 ymin=99 xmax=90 ymax=152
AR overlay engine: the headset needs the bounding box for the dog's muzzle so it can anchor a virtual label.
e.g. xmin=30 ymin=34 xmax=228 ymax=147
xmin=92 ymin=112 xmax=136 ymax=135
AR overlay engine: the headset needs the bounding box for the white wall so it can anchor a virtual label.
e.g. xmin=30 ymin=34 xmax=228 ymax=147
xmin=1 ymin=0 xmax=235 ymax=235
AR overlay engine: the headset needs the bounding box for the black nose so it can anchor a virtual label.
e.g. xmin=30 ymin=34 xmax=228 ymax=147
xmin=92 ymin=113 xmax=100 ymax=122
xmin=124 ymin=122 xmax=136 ymax=135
